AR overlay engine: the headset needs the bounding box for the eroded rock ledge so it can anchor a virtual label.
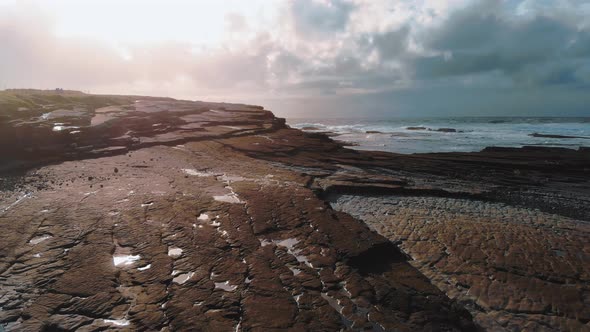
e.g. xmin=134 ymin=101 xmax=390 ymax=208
xmin=0 ymin=91 xmax=283 ymax=174
xmin=1 ymin=91 xmax=589 ymax=331
xmin=1 ymin=91 xmax=475 ymax=332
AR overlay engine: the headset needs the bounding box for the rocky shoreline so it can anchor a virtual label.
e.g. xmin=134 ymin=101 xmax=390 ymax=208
xmin=1 ymin=91 xmax=588 ymax=331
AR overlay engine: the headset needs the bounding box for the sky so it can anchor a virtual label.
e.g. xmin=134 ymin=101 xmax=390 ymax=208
xmin=1 ymin=0 xmax=589 ymax=118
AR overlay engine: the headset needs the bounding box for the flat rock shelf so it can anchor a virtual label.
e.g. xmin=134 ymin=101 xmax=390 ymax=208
xmin=1 ymin=90 xmax=589 ymax=331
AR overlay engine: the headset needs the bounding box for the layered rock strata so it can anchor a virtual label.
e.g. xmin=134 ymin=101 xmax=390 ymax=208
xmin=1 ymin=91 xmax=474 ymax=331
xmin=1 ymin=90 xmax=589 ymax=331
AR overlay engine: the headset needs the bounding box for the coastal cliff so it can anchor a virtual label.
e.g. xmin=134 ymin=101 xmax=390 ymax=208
xmin=1 ymin=91 xmax=588 ymax=331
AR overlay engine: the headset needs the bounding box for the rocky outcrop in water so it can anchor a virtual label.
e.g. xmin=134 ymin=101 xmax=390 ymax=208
xmin=529 ymin=132 xmax=590 ymax=139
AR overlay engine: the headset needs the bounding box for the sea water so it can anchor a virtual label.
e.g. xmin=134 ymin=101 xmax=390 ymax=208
xmin=288 ymin=117 xmax=590 ymax=154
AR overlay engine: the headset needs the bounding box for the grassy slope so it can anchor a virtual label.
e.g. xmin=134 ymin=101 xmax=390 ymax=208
xmin=0 ymin=89 xmax=136 ymax=120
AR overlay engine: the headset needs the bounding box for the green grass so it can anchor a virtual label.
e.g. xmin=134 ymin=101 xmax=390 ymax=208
xmin=0 ymin=89 xmax=136 ymax=120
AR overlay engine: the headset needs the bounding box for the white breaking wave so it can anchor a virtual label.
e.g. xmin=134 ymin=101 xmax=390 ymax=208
xmin=289 ymin=117 xmax=590 ymax=154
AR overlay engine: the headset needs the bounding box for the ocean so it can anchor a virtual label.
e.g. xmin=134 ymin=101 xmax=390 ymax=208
xmin=288 ymin=117 xmax=590 ymax=154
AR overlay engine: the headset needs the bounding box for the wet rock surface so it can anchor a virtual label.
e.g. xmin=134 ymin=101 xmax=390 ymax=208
xmin=0 ymin=90 xmax=280 ymax=174
xmin=529 ymin=132 xmax=590 ymax=139
xmin=0 ymin=145 xmax=473 ymax=331
xmin=1 ymin=91 xmax=589 ymax=331
xmin=331 ymin=195 xmax=590 ymax=331
xmin=1 ymin=91 xmax=476 ymax=331
xmin=212 ymin=125 xmax=590 ymax=331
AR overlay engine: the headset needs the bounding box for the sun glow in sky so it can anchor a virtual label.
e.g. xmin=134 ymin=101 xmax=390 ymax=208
xmin=47 ymin=0 xmax=278 ymax=47
xmin=1 ymin=0 xmax=589 ymax=117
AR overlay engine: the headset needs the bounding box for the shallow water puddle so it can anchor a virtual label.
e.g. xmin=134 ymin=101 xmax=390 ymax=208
xmin=321 ymin=293 xmax=353 ymax=328
xmin=173 ymin=272 xmax=195 ymax=284
xmin=215 ymin=281 xmax=237 ymax=292
xmin=213 ymin=193 xmax=242 ymax=204
xmin=294 ymin=293 xmax=304 ymax=306
xmin=84 ymin=190 xmax=99 ymax=197
xmin=293 ymin=252 xmax=312 ymax=268
xmin=113 ymin=255 xmax=141 ymax=267
xmin=341 ymin=282 xmax=352 ymax=298
xmin=168 ymin=246 xmax=183 ymax=258
xmin=137 ymin=264 xmax=151 ymax=271
xmin=53 ymin=124 xmax=79 ymax=132
xmin=263 ymin=237 xmax=314 ymax=268
xmin=103 ymin=319 xmax=130 ymax=327
xmin=221 ymin=125 xmax=242 ymax=130
xmin=213 ymin=174 xmax=246 ymax=204
xmin=321 ymin=293 xmax=344 ymax=313
xmin=29 ymin=235 xmax=53 ymax=245
xmin=276 ymin=238 xmax=299 ymax=249
xmin=182 ymin=169 xmax=213 ymax=177
xmin=2 ymin=193 xmax=32 ymax=213
xmin=217 ymin=174 xmax=246 ymax=182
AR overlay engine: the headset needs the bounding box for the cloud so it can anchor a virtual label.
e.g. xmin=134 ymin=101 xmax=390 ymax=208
xmin=0 ymin=6 xmax=133 ymax=88
xmin=289 ymin=0 xmax=355 ymax=38
xmin=369 ymin=26 xmax=411 ymax=61
xmin=225 ymin=12 xmax=248 ymax=33
xmin=413 ymin=0 xmax=590 ymax=87
xmin=0 ymin=4 xmax=279 ymax=98
xmin=0 ymin=0 xmax=589 ymax=117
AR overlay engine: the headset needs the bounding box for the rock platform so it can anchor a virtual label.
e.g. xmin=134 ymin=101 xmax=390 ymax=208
xmin=1 ymin=90 xmax=588 ymax=331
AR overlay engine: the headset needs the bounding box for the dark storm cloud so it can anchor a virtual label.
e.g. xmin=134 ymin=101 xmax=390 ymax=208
xmin=278 ymin=0 xmax=590 ymax=100
xmin=413 ymin=1 xmax=590 ymax=87
xmin=370 ymin=26 xmax=411 ymax=60
xmin=569 ymin=30 xmax=590 ymax=57
xmin=265 ymin=0 xmax=590 ymax=117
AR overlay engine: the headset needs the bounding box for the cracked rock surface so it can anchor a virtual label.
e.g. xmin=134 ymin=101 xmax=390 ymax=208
xmin=218 ymin=122 xmax=590 ymax=331
xmin=1 ymin=91 xmax=475 ymax=331
xmin=0 ymin=143 xmax=473 ymax=331
xmin=330 ymin=195 xmax=590 ymax=331
xmin=2 ymin=90 xmax=589 ymax=331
